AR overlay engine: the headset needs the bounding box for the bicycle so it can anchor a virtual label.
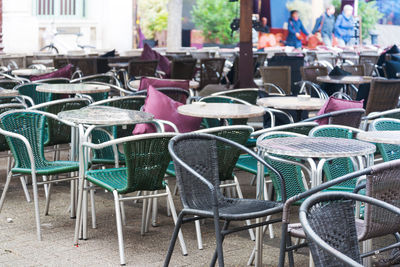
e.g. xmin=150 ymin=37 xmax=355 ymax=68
xmin=40 ymin=30 xmax=96 ymax=54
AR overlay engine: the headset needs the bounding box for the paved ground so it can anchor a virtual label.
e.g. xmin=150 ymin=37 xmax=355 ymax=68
xmin=0 ymin=152 xmax=393 ymax=266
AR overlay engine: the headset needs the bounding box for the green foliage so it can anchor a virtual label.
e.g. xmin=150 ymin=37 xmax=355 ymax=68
xmin=286 ymin=0 xmax=313 ymax=30
xmin=138 ymin=0 xmax=168 ymax=39
xmin=191 ymin=0 xmax=238 ymax=45
xmin=331 ymin=0 xmax=341 ymax=16
xmin=358 ymin=0 xmax=383 ymax=40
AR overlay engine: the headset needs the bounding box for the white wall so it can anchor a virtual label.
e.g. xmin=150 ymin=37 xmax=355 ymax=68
xmin=2 ymin=0 xmax=133 ymax=53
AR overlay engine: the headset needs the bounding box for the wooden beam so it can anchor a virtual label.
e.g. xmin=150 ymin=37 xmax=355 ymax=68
xmin=237 ymin=0 xmax=256 ymax=88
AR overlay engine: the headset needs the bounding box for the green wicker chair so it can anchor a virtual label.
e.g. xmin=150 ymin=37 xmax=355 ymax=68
xmin=309 ymin=125 xmax=364 ymax=191
xmin=211 ymin=88 xmax=259 ymax=105
xmin=361 ymin=108 xmax=400 ymax=130
xmin=0 ymin=110 xmax=79 ymax=241
xmin=371 ymin=118 xmax=400 ymax=162
xmin=15 ymin=83 xmax=54 ymax=107
xmin=81 ymin=133 xmax=187 ymax=265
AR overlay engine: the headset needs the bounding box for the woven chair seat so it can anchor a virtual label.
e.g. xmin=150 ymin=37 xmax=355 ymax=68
xmin=188 ymin=198 xmax=282 ymax=221
xmin=287 ymin=223 xmax=306 ymax=238
xmin=86 ymin=168 xmax=130 ymax=194
xmin=12 ymin=160 xmax=79 ymax=175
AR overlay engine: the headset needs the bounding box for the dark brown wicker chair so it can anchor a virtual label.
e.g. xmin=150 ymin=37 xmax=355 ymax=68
xmin=128 ymin=59 xmax=158 ymax=79
xmin=170 ymin=58 xmax=197 ymax=80
xmin=259 ymin=66 xmax=291 ymax=95
xmin=360 ymin=55 xmax=379 ymax=76
xmin=66 ymin=57 xmax=98 ymax=76
xmin=341 ymin=64 xmax=365 ymax=76
xmin=300 ymin=66 xmax=329 ymax=84
xmin=199 ymin=58 xmax=226 ymax=90
xmin=365 ymin=78 xmax=400 ymax=114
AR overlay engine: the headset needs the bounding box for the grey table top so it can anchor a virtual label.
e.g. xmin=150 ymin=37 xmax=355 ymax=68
xmin=0 ymin=89 xmax=19 ymax=97
xmin=178 ymin=103 xmax=265 ymax=119
xmin=257 ymin=96 xmax=326 ymax=111
xmin=316 ymin=75 xmax=373 ymax=85
xmin=357 ymin=131 xmax=400 ymax=145
xmin=36 ymin=83 xmax=110 ymax=94
xmin=129 ymin=78 xmax=200 ymax=89
xmin=257 ymin=136 xmax=376 ymax=158
xmin=58 ymin=106 xmax=154 ymax=125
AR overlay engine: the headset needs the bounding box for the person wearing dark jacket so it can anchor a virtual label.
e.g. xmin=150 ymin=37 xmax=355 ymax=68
xmin=286 ymin=10 xmax=310 ymax=49
xmin=312 ymin=5 xmax=336 ymax=47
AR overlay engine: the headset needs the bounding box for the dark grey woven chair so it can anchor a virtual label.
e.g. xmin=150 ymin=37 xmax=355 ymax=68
xmin=278 ymin=159 xmax=400 ymax=267
xmin=164 ymin=133 xmax=285 ymax=267
xmin=301 ymin=108 xmax=366 ymax=128
xmin=300 ymin=191 xmax=400 ymax=267
xmin=170 ymin=58 xmax=197 ymax=80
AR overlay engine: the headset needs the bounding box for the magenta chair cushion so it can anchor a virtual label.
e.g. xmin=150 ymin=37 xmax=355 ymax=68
xmin=140 ymin=43 xmax=171 ymax=77
xmin=316 ymin=96 xmax=364 ymax=125
xmin=138 ymin=77 xmax=189 ymax=91
xmin=133 ymin=85 xmax=201 ymax=134
xmin=30 ymin=64 xmax=73 ymax=81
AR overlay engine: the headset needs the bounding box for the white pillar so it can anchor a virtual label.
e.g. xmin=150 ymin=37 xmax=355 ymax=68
xmin=167 ymin=0 xmax=182 ymax=51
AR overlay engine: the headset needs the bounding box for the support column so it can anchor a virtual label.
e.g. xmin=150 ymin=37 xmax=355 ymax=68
xmin=167 ymin=0 xmax=182 ymax=51
xmin=237 ymin=0 xmax=256 ymax=88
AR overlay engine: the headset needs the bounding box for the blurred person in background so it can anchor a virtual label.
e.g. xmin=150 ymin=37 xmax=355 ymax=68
xmin=334 ymin=4 xmax=355 ymax=46
xmin=312 ymin=5 xmax=336 ymax=47
xmin=286 ymin=10 xmax=310 ymax=48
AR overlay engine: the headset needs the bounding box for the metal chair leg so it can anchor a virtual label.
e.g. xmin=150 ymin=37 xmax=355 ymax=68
xmin=44 ymin=176 xmax=53 ymax=215
xmin=195 ymin=218 xmax=203 ymax=250
xmin=113 ymin=191 xmax=126 ymax=266
xmin=166 ymin=186 xmax=187 ymax=256
xmin=120 ymin=197 xmax=126 ymax=226
xmin=278 ymin=223 xmax=289 ymax=267
xmin=19 ymin=176 xmax=31 ymax=203
xmin=163 ymin=212 xmax=184 ymax=267
xmin=141 ymin=191 xmax=147 ymax=235
xmin=212 ymin=210 xmax=224 ymax=267
xmin=234 ymin=176 xmax=255 ymax=241
xmin=0 ymin=172 xmax=12 ymax=212
xmin=144 ymin=194 xmax=152 ymax=233
xmin=211 ymin=220 xmax=230 ymax=266
xmin=152 ymin=190 xmax=158 ymax=227
xmin=31 ymin=174 xmax=42 ymax=241
xmin=89 ymin=182 xmax=96 ymax=229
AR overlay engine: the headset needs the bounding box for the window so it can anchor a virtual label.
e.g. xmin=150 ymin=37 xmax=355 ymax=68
xmin=36 ymin=0 xmax=86 ymax=17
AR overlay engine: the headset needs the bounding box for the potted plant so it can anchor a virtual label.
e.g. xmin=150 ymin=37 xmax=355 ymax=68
xmin=138 ymin=0 xmax=168 ymax=47
xmin=191 ymin=0 xmax=239 ymax=48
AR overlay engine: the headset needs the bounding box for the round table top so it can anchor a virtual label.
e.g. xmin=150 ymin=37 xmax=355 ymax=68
xmin=316 ymin=75 xmax=373 ymax=85
xmin=357 ymin=131 xmax=400 ymax=145
xmin=31 ymin=59 xmax=54 ymax=65
xmin=257 ymin=96 xmax=326 ymax=111
xmin=58 ymin=106 xmax=154 ymax=125
xmin=36 ymin=83 xmax=110 ymax=94
xmin=108 ymin=62 xmax=129 ymax=69
xmin=178 ymin=103 xmax=265 ymax=119
xmin=0 ymin=89 xmax=19 ymax=97
xmin=129 ymin=78 xmax=200 ymax=89
xmin=11 ymin=68 xmax=55 ymax=76
xmin=257 ymin=136 xmax=376 ymax=158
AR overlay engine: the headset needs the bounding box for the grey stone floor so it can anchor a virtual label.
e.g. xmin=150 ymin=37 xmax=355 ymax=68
xmin=0 ymin=152 xmax=393 ymax=266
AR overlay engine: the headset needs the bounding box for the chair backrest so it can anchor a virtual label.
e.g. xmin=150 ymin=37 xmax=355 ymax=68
xmin=300 ymin=66 xmax=328 ymax=84
xmin=359 ymin=159 xmax=400 ymax=240
xmin=128 ymin=59 xmax=158 ymax=79
xmin=199 ymin=58 xmax=225 ymax=89
xmin=122 ymin=133 xmax=176 ymax=194
xmin=309 ymin=125 xmax=361 ymax=189
xmin=0 ymin=111 xmax=48 ymax=170
xmin=365 ymin=79 xmax=400 ymax=115
xmin=0 ymin=79 xmax=21 ymax=89
xmin=170 ymin=58 xmax=197 ymax=80
xmin=341 ymin=64 xmax=365 ymax=76
xmin=300 ymin=195 xmax=362 ymax=267
xmin=133 ymin=87 xmax=189 ymax=104
xmin=195 ymin=126 xmax=253 ymax=181
xmin=252 ymin=122 xmax=318 ymax=138
xmin=260 ymin=66 xmax=291 ymax=95
xmin=328 ymin=108 xmax=366 ymax=128
xmin=15 ymin=83 xmax=53 ymax=107
xmin=211 ymin=88 xmax=259 ymax=105
xmin=0 ymin=104 xmax=26 ymax=151
xmin=359 ymin=55 xmax=379 ymax=76
xmin=371 ymin=118 xmax=400 ymax=162
xmin=258 ymin=131 xmax=307 ymax=202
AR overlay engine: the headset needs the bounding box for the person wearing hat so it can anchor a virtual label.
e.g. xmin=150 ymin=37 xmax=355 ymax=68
xmin=334 ymin=4 xmax=355 ymax=46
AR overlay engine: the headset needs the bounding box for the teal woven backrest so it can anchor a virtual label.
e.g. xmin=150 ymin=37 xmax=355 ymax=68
xmin=123 ymin=135 xmax=173 ymax=194
xmin=373 ymin=120 xmax=400 ymax=162
xmin=17 ymin=83 xmax=53 ymax=107
xmin=44 ymin=100 xmax=89 ymax=146
xmin=0 ymin=111 xmax=47 ymax=169
xmin=0 ymin=104 xmax=26 ymax=151
xmin=91 ymin=129 xmax=122 ymax=163
xmin=380 ymin=111 xmax=400 ymax=120
xmin=200 ymin=96 xmax=248 ymax=127
xmin=262 ymin=133 xmax=306 ymax=202
xmin=310 ymin=127 xmax=357 ymax=190
xmin=219 ymin=90 xmax=258 ymax=105
xmin=207 ymin=127 xmax=252 ymax=181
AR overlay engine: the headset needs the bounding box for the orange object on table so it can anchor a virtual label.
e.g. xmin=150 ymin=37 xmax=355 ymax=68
xmin=257 ymin=33 xmax=277 ymax=49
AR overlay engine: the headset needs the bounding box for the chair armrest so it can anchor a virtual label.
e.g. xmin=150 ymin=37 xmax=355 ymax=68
xmin=264 ymin=107 xmax=294 ymax=127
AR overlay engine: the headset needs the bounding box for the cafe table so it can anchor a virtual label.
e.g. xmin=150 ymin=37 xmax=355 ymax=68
xmin=11 ymin=68 xmax=55 ymax=77
xmin=0 ymin=88 xmax=19 ymax=97
xmin=58 ymin=106 xmax=158 ymax=245
xmin=316 ymin=75 xmax=372 ymax=96
xmin=357 ymin=131 xmax=400 ymax=145
xmin=257 ymin=96 xmax=326 ymax=121
xmin=252 ymin=136 xmax=376 ymax=267
xmin=129 ymin=78 xmax=200 ymax=90
xmin=36 ymin=83 xmax=110 ymax=95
